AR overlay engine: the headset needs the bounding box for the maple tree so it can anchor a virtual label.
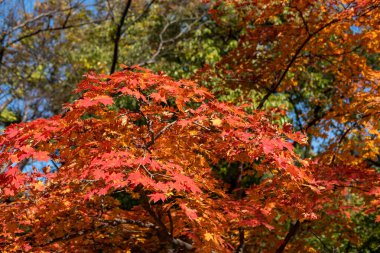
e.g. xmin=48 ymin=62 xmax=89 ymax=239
xmin=0 ymin=0 xmax=379 ymax=252
xmin=201 ymin=0 xmax=380 ymax=165
xmin=0 ymin=66 xmax=378 ymax=252
xmin=197 ymin=0 xmax=380 ymax=251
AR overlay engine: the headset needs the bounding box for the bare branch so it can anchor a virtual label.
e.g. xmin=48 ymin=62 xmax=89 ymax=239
xmin=107 ymin=218 xmax=158 ymax=229
xmin=5 ymin=20 xmax=105 ymax=48
xmin=110 ymin=0 xmax=132 ymax=74
xmin=51 ymin=159 xmax=60 ymax=172
xmin=145 ymin=120 xmax=177 ymax=149
xmin=172 ymin=238 xmax=193 ymax=251
xmin=290 ymin=5 xmax=310 ymax=35
xmin=106 ymin=0 xmax=116 ymax=24
xmin=330 ymin=122 xmax=358 ymax=164
xmin=5 ymin=3 xmax=82 ymax=36
xmin=138 ymin=13 xmax=207 ymax=66
xmin=309 ymin=230 xmax=333 ymax=252
xmin=130 ymin=0 xmax=156 ymax=25
xmin=141 ymin=164 xmax=154 ymax=178
xmin=153 ymin=121 xmax=177 ymax=143
xmin=0 ymin=97 xmax=13 ymax=114
xmin=193 ymin=121 xmax=211 ymax=131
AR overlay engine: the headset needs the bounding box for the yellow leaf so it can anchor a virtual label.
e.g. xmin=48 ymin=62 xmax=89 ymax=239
xmin=34 ymin=181 xmax=45 ymax=191
xmin=61 ymin=188 xmax=71 ymax=194
xmin=131 ymin=192 xmax=140 ymax=199
xmin=211 ymin=118 xmax=222 ymax=127
xmin=204 ymin=232 xmax=213 ymax=241
xmin=189 ymin=130 xmax=198 ymax=136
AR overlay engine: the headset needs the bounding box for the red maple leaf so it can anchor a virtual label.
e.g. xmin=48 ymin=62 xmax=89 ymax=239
xmin=180 ymin=203 xmax=198 ymax=220
xmin=149 ymin=193 xmax=167 ymax=203
xmin=76 ymin=95 xmax=113 ymax=108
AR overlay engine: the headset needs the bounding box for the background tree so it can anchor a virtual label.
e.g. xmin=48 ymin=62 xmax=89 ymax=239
xmin=0 ymin=0 xmax=237 ymax=126
xmin=201 ymin=0 xmax=380 ymax=164
xmin=198 ymin=0 xmax=380 ymax=251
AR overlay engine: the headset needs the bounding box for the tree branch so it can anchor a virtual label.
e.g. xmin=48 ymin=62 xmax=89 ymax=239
xmin=330 ymin=122 xmax=357 ymax=164
xmin=366 ymin=157 xmax=380 ymax=167
xmin=6 ymin=19 xmax=106 ymax=48
xmin=105 ymin=218 xmax=158 ymax=228
xmin=256 ymin=18 xmax=340 ymax=110
xmin=138 ymin=13 xmax=206 ymax=66
xmin=110 ymin=0 xmax=132 ymax=74
xmin=139 ymin=106 xmax=177 ymax=149
xmin=275 ymin=220 xmax=301 ymax=253
xmin=236 ymin=228 xmax=245 ymax=253
xmin=167 ymin=210 xmax=174 ymax=236
xmin=309 ymin=230 xmax=333 ymax=252
xmin=172 ymin=238 xmax=193 ymax=251
xmin=127 ymin=0 xmax=156 ymax=28
xmin=290 ymin=5 xmax=310 ymax=35
xmin=141 ymin=196 xmax=193 ymax=251
xmin=0 ymin=97 xmax=13 ymax=114
xmin=5 ymin=2 xmax=85 ymax=37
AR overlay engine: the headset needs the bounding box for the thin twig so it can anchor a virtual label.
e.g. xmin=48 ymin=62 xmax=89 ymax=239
xmin=290 ymin=5 xmax=310 ymax=35
xmin=6 ymin=19 xmax=106 ymax=48
xmin=310 ymin=230 xmax=333 ymax=253
xmin=138 ymin=13 xmax=207 ymax=66
xmin=257 ymin=18 xmax=340 ymax=110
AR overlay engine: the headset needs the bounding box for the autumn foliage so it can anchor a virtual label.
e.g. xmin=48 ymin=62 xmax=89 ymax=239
xmin=1 ymin=0 xmax=380 ymax=252
xmin=0 ymin=66 xmax=377 ymax=252
xmin=203 ymin=0 xmax=380 ymax=166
